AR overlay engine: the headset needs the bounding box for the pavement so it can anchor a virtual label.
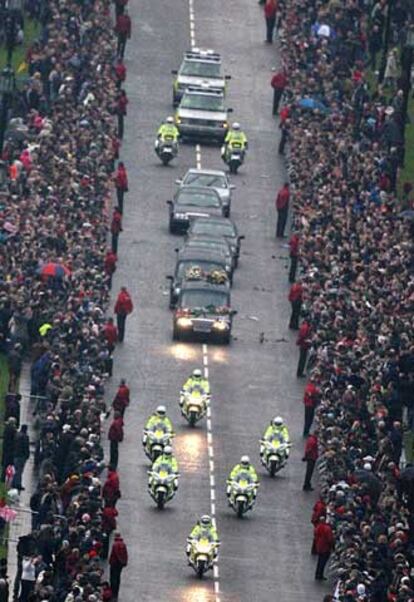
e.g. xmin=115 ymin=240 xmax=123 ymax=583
xmin=94 ymin=0 xmax=330 ymax=600
xmin=6 ymin=362 xmax=36 ymax=594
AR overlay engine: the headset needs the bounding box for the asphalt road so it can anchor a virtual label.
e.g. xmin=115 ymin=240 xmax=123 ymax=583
xmin=105 ymin=0 xmax=330 ymax=600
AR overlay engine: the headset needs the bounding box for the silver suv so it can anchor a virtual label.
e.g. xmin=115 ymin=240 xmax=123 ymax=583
xmin=175 ymin=85 xmax=233 ymax=143
xmin=171 ymin=49 xmax=230 ymax=106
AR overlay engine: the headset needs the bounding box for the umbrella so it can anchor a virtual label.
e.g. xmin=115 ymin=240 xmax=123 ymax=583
xmin=298 ymin=97 xmax=330 ymax=113
xmin=40 ymin=262 xmax=71 ymax=279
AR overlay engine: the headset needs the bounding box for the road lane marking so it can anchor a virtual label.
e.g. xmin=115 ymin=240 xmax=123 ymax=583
xmin=202 ymin=342 xmax=220 ymax=600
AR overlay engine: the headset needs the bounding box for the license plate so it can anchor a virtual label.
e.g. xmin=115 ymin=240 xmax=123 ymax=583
xmin=193 ymin=323 xmax=211 ymax=333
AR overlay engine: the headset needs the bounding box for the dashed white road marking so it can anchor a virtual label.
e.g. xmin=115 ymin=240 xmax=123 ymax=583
xmin=188 ymin=0 xmax=220 ymax=591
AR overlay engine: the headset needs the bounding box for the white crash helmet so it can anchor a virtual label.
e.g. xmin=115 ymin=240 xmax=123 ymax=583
xmin=240 ymin=455 xmax=250 ymax=466
xmin=156 ymin=405 xmax=167 ymax=416
xmin=192 ymin=369 xmax=202 ymax=378
xmin=166 ymin=116 xmax=174 ymax=124
xmin=200 ymin=514 xmax=212 ymax=526
xmin=163 ymin=445 xmax=173 ymax=456
xmin=272 ymin=416 xmax=284 ymax=427
xmin=232 ymin=122 xmax=240 ymax=130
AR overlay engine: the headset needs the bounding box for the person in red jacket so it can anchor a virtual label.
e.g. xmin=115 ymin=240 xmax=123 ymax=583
xmin=314 ymin=516 xmax=334 ymax=580
xmin=112 ymin=379 xmax=130 ymax=417
xmin=104 ymin=317 xmax=118 ymax=353
xmin=111 ymin=207 xmax=123 ymax=255
xmin=103 ymin=468 xmax=121 ymax=508
xmin=271 ymin=68 xmax=287 ymax=114
xmin=288 ymin=280 xmax=303 ymax=329
xmin=109 ymin=533 xmax=128 ymax=599
xmin=303 ymin=378 xmax=320 ymax=437
xmin=114 ymin=161 xmax=128 ymax=213
xmin=264 ymin=0 xmax=278 ymax=43
xmin=104 ymin=249 xmax=118 ymax=288
xmin=296 ymin=317 xmax=311 ymax=377
xmin=115 ymin=11 xmax=131 ymax=58
xmin=114 ymin=286 xmax=133 ymax=342
xmin=288 ymin=232 xmax=299 ymax=283
xmin=275 ymin=182 xmax=290 ymax=238
xmin=302 ymin=432 xmax=318 ymax=491
xmin=108 ymin=411 xmax=124 ymax=469
xmin=114 ymin=57 xmax=126 ymax=89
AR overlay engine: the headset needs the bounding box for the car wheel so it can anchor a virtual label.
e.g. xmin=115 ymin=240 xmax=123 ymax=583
xmin=172 ymin=325 xmax=180 ymax=341
xmin=169 ymin=219 xmax=177 ymax=234
xmin=220 ymin=332 xmax=231 ymax=345
xmin=224 ymin=206 xmax=230 ymax=217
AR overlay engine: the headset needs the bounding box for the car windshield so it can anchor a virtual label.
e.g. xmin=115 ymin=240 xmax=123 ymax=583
xmin=191 ymin=221 xmax=236 ymax=238
xmin=176 ymin=190 xmax=220 ymax=208
xmin=180 ymin=93 xmax=224 ymax=112
xmin=177 ymin=260 xmax=224 ymax=279
xmin=183 ymin=173 xmax=227 ymax=189
xmin=181 ymin=60 xmax=221 ymax=77
xmin=180 ymin=290 xmax=229 ymax=309
xmin=186 ymin=241 xmax=229 ymax=256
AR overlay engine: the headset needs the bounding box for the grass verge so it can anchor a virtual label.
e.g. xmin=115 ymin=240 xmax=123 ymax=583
xmin=0 ymin=17 xmax=40 ymax=79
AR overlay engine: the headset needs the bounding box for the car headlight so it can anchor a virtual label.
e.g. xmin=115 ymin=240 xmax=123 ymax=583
xmin=174 ymin=212 xmax=188 ymax=220
xmin=177 ymin=317 xmax=193 ymax=328
xmin=222 ymin=122 xmax=229 ymax=129
xmin=174 ymin=287 xmax=180 ymax=294
xmin=213 ymin=320 xmax=229 ymax=331
xmin=175 ymin=116 xmax=181 ymax=124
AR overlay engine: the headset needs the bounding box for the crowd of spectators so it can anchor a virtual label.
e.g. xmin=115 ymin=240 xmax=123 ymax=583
xmin=0 ymin=0 xmax=131 ymax=600
xmin=275 ymin=0 xmax=414 ymax=599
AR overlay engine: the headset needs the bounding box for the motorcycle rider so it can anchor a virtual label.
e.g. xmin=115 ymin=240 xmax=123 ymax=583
xmin=143 ymin=405 xmax=174 ymax=445
xmin=181 ymin=369 xmax=210 ymax=399
xmin=150 ymin=445 xmax=179 ymax=490
xmin=262 ymin=416 xmax=291 ymax=455
xmin=221 ymin=122 xmax=248 ymax=161
xmin=155 ymin=116 xmax=179 ymax=153
xmin=186 ymin=515 xmax=219 ymax=560
xmin=227 ymin=455 xmax=259 ymax=498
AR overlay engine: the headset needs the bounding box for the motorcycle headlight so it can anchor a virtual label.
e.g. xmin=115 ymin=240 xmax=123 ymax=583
xmin=177 ymin=317 xmax=193 ymax=328
xmin=213 ymin=320 xmax=229 ymax=331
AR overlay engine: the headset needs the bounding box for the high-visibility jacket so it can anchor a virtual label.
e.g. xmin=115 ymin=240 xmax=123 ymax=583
xmin=224 ymin=130 xmax=247 ymax=148
xmin=182 ymin=376 xmax=210 ymax=394
xmin=229 ymin=464 xmax=258 ymax=482
xmin=153 ymin=454 xmax=179 ymax=473
xmin=263 ymin=424 xmax=290 ymax=444
xmin=190 ymin=524 xmax=218 ymax=542
xmin=157 ymin=123 xmax=179 ymax=141
xmin=145 ymin=415 xmax=174 ymax=432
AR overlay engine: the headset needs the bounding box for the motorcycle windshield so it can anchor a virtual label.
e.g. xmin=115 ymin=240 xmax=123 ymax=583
xmin=267 ymin=434 xmax=285 ymax=448
xmin=234 ymin=471 xmax=254 ymax=489
xmin=195 ymin=538 xmax=213 ymax=554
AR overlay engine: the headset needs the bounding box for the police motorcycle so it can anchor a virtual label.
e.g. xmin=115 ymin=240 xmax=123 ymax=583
xmin=187 ymin=518 xmax=220 ymax=578
xmin=179 ymin=384 xmax=209 ymax=427
xmin=227 ymin=471 xmax=259 ymax=518
xmin=155 ymin=117 xmax=178 ymax=166
xmin=142 ymin=421 xmax=175 ymax=462
xmin=259 ymin=433 xmax=291 ymax=477
xmin=147 ymin=459 xmax=179 ymax=510
xmin=221 ymin=123 xmax=246 ymax=174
